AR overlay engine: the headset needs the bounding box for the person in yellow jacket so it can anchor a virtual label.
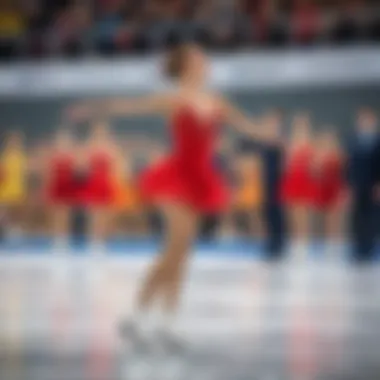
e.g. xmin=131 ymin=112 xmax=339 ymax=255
xmin=0 ymin=132 xmax=27 ymax=240
xmin=233 ymin=154 xmax=264 ymax=237
xmin=111 ymin=154 xmax=144 ymax=236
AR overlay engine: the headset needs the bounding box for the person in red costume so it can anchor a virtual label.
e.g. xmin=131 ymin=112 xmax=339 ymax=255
xmin=46 ymin=129 xmax=77 ymax=249
xmin=67 ymin=43 xmax=268 ymax=346
xmin=281 ymin=113 xmax=315 ymax=259
xmin=313 ymin=130 xmax=346 ymax=256
xmin=80 ymin=121 xmax=119 ymax=251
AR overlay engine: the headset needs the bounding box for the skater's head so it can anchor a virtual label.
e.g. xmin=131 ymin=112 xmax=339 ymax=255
xmin=357 ymin=107 xmax=377 ymax=135
xmin=165 ymin=43 xmax=209 ymax=87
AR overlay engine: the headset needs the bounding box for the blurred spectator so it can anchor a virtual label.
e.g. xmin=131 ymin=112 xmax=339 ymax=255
xmin=232 ymin=154 xmax=263 ymax=237
xmin=205 ymin=0 xmax=249 ymax=48
xmin=0 ymin=131 xmax=27 ymax=242
xmin=0 ymin=1 xmax=25 ymax=60
xmin=239 ymin=110 xmax=286 ymax=261
xmin=313 ymin=130 xmax=346 ymax=256
xmin=23 ymin=0 xmax=49 ymax=58
xmin=367 ymin=3 xmax=380 ymax=41
xmin=112 ymin=146 xmax=145 ymax=237
xmin=281 ymin=113 xmax=315 ymax=259
xmin=260 ymin=110 xmax=286 ymax=261
xmin=200 ymin=135 xmax=234 ymax=241
xmin=330 ymin=0 xmax=370 ymax=43
xmin=92 ymin=0 xmax=126 ymax=54
xmin=1 ymin=106 xmax=380 ymax=255
xmin=46 ymin=129 xmax=78 ymax=248
xmin=84 ymin=122 xmax=119 ymax=251
xmin=346 ymin=108 xmax=380 ymax=263
xmin=0 ymin=0 xmax=378 ymax=59
xmin=290 ymin=0 xmax=321 ymax=45
xmin=49 ymin=3 xmax=92 ymax=57
xmin=143 ymin=0 xmax=188 ymax=50
xmin=24 ymin=139 xmax=49 ymax=237
xmin=253 ymin=0 xmax=290 ymax=46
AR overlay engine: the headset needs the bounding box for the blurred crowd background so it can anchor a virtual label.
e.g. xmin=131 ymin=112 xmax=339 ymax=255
xmin=0 ymin=0 xmax=380 ymax=264
xmin=0 ymin=104 xmax=380 ymax=263
xmin=1 ymin=4 xmax=380 ymax=380
xmin=1 ymin=102 xmax=380 ymax=380
xmin=1 ymin=0 xmax=380 ymax=60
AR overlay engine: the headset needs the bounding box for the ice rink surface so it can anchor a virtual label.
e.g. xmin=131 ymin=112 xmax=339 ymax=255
xmin=0 ymin=249 xmax=379 ymax=380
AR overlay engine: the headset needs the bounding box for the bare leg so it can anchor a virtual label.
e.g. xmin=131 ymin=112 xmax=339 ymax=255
xmin=291 ymin=205 xmax=310 ymax=240
xmin=120 ymin=203 xmax=198 ymax=346
xmin=218 ymin=209 xmax=235 ymax=239
xmin=0 ymin=205 xmax=6 ymax=241
xmin=325 ymin=205 xmax=343 ymax=259
xmin=89 ymin=207 xmax=110 ymax=249
xmin=52 ymin=205 xmax=70 ymax=247
xmin=287 ymin=204 xmax=310 ymax=258
xmin=251 ymin=207 xmax=264 ymax=239
xmin=161 ymin=209 xmax=198 ymax=313
xmin=137 ymin=202 xmax=198 ymax=314
xmin=325 ymin=207 xmax=342 ymax=242
xmin=287 ymin=206 xmax=298 ymax=242
xmin=6 ymin=204 xmax=24 ymax=241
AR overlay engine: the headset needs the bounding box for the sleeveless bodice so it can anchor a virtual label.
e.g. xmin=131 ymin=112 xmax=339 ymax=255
xmin=170 ymin=106 xmax=219 ymax=173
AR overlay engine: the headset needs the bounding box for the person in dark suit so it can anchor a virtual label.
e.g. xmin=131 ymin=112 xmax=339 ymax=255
xmin=347 ymin=108 xmax=380 ymax=263
xmin=260 ymin=111 xmax=286 ymax=261
xmin=239 ymin=110 xmax=286 ymax=261
xmin=200 ymin=137 xmax=233 ymax=241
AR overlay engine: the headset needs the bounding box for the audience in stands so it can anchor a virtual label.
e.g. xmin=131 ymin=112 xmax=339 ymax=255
xmin=0 ymin=0 xmax=379 ymax=60
xmin=0 ymin=1 xmax=26 ymax=60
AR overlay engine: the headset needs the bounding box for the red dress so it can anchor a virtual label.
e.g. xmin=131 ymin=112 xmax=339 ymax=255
xmin=140 ymin=106 xmax=229 ymax=213
xmin=314 ymin=154 xmax=344 ymax=210
xmin=84 ymin=151 xmax=114 ymax=206
xmin=47 ymin=153 xmax=76 ymax=205
xmin=281 ymin=145 xmax=315 ymax=205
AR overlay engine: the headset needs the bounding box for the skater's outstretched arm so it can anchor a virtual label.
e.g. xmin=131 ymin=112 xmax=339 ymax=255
xmin=65 ymin=94 xmax=174 ymax=122
xmin=219 ymin=98 xmax=277 ymax=143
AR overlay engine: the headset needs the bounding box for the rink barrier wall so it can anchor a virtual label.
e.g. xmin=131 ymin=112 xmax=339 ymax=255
xmin=0 ymin=47 xmax=380 ymax=96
